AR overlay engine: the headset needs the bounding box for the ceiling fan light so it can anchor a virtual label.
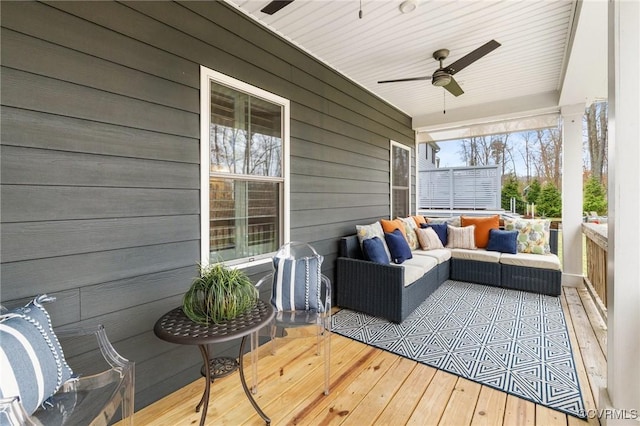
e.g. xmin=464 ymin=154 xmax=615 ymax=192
xmin=432 ymin=72 xmax=451 ymax=87
xmin=399 ymin=0 xmax=418 ymax=14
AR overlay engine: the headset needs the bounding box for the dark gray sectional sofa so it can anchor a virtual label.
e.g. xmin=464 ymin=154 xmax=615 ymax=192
xmin=336 ymin=229 xmax=561 ymax=323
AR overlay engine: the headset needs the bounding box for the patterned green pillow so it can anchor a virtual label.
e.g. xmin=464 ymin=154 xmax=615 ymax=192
xmin=504 ymin=218 xmax=551 ymax=254
xmin=399 ymin=217 xmax=420 ymax=250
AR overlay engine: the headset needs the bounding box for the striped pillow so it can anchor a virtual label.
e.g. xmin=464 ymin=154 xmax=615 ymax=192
xmin=416 ymin=227 xmax=444 ymax=250
xmin=0 ymin=295 xmax=73 ymax=415
xmin=271 ymin=254 xmax=325 ymax=313
xmin=446 ymin=224 xmax=477 ymax=249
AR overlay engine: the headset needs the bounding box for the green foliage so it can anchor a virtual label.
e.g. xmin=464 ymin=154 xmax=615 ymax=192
xmin=182 ymin=262 xmax=258 ymax=325
xmin=583 ymin=177 xmax=607 ymax=215
xmin=501 ymin=174 xmax=524 ymax=214
xmin=536 ymin=182 xmax=562 ymax=218
xmin=526 ymin=179 xmax=542 ymax=204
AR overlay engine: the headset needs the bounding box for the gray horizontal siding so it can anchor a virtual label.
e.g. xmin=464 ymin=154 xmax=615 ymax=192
xmin=0 ymin=0 xmax=415 ymax=415
xmin=1 ymin=241 xmax=199 ymax=301
xmin=2 ymin=216 xmax=199 ymax=262
xmin=1 ymin=107 xmax=199 ymax=163
xmin=0 ymin=1 xmax=199 ymax=88
xmin=2 ymin=186 xmax=199 ymax=222
xmin=1 ymin=67 xmax=198 ymax=138
xmin=1 ymin=28 xmax=199 ymax=113
xmin=1 ymin=146 xmax=198 ymax=188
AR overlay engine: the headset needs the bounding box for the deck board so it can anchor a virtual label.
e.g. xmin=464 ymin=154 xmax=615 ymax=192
xmin=126 ymin=286 xmax=605 ymax=425
xmin=470 ymin=386 xmax=507 ymax=426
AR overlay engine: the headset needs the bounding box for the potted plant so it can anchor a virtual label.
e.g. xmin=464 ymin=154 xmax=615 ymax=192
xmin=182 ymin=262 xmax=258 ymax=325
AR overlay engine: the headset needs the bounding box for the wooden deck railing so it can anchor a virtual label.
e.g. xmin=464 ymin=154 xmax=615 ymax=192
xmin=582 ymin=222 xmax=608 ymax=317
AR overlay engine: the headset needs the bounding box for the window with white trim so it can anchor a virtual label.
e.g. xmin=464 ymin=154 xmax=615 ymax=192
xmin=200 ymin=66 xmax=289 ymax=266
xmin=390 ymin=141 xmax=411 ymax=218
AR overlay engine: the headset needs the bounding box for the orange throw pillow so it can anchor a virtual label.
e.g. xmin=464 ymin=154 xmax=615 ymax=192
xmin=460 ymin=215 xmax=500 ymax=248
xmin=380 ymin=219 xmax=407 ymax=238
xmin=412 ymin=215 xmax=427 ymax=227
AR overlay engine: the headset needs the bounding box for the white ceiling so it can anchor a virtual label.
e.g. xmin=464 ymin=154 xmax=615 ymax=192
xmin=225 ymin=0 xmax=607 ymax=133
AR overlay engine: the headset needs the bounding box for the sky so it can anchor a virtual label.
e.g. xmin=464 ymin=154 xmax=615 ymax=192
xmin=436 ymin=140 xmax=464 ymax=168
xmin=434 ymin=135 xmax=533 ymax=173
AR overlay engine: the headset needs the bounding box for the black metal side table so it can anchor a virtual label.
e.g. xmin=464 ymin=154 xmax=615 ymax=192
xmin=154 ymin=300 xmax=274 ymax=426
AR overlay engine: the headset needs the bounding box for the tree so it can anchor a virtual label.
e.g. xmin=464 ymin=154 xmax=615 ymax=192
xmin=459 ymin=135 xmax=497 ymax=166
xmin=490 ymin=134 xmax=511 ymax=176
xmin=583 ymin=176 xmax=607 ymax=215
xmin=518 ymin=131 xmax=535 ymax=181
xmin=536 ymin=182 xmax=562 ymax=218
xmin=585 ymin=102 xmax=608 ymax=183
xmin=526 ymin=179 xmax=542 ymax=204
xmin=533 ymin=129 xmax=562 ymax=189
xmin=501 ymin=174 xmax=524 ymax=213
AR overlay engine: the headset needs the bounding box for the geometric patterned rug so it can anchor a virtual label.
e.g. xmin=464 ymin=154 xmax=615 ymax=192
xmin=332 ymin=280 xmax=586 ymax=418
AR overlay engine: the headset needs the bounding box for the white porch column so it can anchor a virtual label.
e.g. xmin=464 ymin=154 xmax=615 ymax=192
xmin=601 ymin=1 xmax=640 ymax=425
xmin=560 ymin=103 xmax=585 ymax=287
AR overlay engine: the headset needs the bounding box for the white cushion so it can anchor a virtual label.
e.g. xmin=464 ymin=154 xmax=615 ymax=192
xmin=450 ymin=248 xmax=501 ymax=263
xmin=499 ymin=253 xmax=561 ymax=270
xmin=402 ymin=256 xmax=438 ymax=273
xmin=413 ymin=248 xmax=451 ymax=264
xmin=401 ymin=264 xmax=428 ymax=287
xmin=400 ymin=256 xmax=438 ymax=287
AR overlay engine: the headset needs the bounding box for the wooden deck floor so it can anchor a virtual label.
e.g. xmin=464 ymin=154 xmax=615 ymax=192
xmin=130 ymin=285 xmax=607 ymax=426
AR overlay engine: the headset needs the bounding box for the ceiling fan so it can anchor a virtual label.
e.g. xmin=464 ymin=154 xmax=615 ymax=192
xmin=261 ymin=0 xmax=294 ymax=15
xmin=378 ymin=40 xmax=501 ymax=97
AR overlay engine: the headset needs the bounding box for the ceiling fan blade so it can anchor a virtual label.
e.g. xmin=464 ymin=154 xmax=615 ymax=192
xmin=378 ymin=76 xmax=431 ymax=84
xmin=445 ymin=39 xmax=501 ymax=75
xmin=443 ymin=76 xmax=464 ymax=97
xmin=260 ymin=0 xmax=294 ymax=15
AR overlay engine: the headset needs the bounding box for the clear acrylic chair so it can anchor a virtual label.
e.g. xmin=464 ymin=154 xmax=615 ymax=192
xmin=0 ymin=297 xmax=134 ymax=426
xmin=252 ymin=242 xmax=331 ymax=396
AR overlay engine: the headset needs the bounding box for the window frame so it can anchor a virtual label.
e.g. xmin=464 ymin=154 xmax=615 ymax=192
xmin=390 ymin=140 xmax=411 ymax=218
xmin=200 ymin=66 xmax=290 ymax=268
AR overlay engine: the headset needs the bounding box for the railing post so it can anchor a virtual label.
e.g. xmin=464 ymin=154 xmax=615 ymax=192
xmin=581 ymin=223 xmax=608 ymax=318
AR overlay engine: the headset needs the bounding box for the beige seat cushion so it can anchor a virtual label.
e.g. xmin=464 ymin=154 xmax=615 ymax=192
xmin=401 ymin=264 xmax=428 ymax=287
xmin=413 ymin=249 xmax=451 ymax=264
xmin=401 ymin=256 xmax=438 ymax=287
xmin=450 ymin=248 xmax=501 ymax=263
xmin=499 ymin=253 xmax=561 ymax=270
xmin=402 ymin=256 xmax=438 ymax=272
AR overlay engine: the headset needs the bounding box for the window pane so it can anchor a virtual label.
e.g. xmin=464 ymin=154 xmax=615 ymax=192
xmin=209 ymin=178 xmax=280 ymax=262
xmin=391 ymin=143 xmax=410 ymax=218
xmin=392 ymin=145 xmax=409 ymax=187
xmin=392 ymin=188 xmax=409 ymax=217
xmin=209 ymin=83 xmax=282 ymax=177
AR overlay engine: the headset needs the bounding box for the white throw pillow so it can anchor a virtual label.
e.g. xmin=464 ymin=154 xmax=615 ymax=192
xmin=446 ymin=225 xmax=477 ymax=249
xmin=416 ymin=227 xmax=444 ymax=250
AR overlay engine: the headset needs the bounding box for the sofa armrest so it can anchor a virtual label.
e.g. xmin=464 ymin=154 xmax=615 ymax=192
xmin=549 ymin=228 xmax=559 ymax=255
xmin=339 ymin=235 xmax=364 ymax=259
xmin=336 ymin=257 xmax=406 ymax=322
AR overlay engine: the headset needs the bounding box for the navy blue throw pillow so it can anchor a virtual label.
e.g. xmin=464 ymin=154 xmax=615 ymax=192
xmin=420 ymin=222 xmax=448 ymax=246
xmin=486 ymin=229 xmax=518 ymax=254
xmin=384 ymin=229 xmax=413 ymax=264
xmin=363 ymin=237 xmax=390 ymax=264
